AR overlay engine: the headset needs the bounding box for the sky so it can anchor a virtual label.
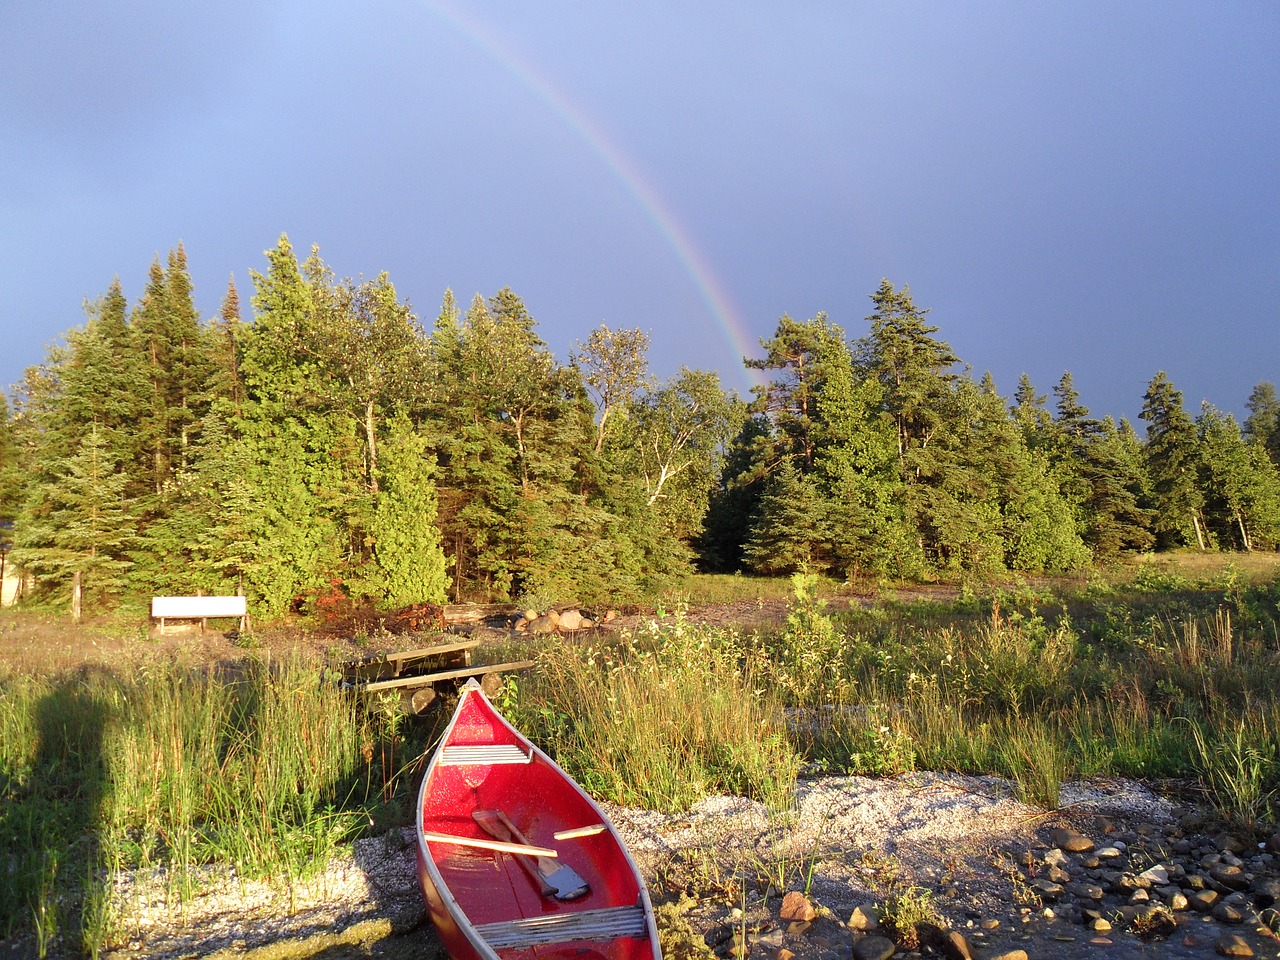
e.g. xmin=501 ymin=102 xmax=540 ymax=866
xmin=1 ymin=0 xmax=1277 ymax=425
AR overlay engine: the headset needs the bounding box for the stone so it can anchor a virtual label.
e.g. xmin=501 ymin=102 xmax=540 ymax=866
xmin=527 ymin=613 xmax=560 ymax=634
xmin=557 ymin=608 xmax=584 ymax=631
xmin=1211 ymin=864 xmax=1252 ymax=891
xmin=1030 ymin=879 xmax=1064 ymax=901
xmin=847 ymin=905 xmax=880 ymax=931
xmin=1045 ymin=864 xmax=1070 ymax=884
xmin=1215 ymin=832 xmax=1247 ymax=855
xmin=1090 ymin=917 xmax=1112 ymax=933
xmin=780 ymin=891 xmax=817 ymax=922
xmin=1095 ymin=845 xmax=1123 ymax=859
xmin=1190 ymin=889 xmax=1221 ymax=912
xmin=1049 ymin=828 xmax=1095 ymax=853
xmin=851 ymin=934 xmax=896 ymax=960
xmin=1169 ymin=892 xmax=1190 ymax=911
xmin=776 ymin=950 xmax=796 ymax=960
xmin=1138 ymin=864 xmax=1170 ymax=885
xmin=1267 ymin=832 xmax=1280 ymax=855
xmin=1215 ymin=933 xmax=1254 ymax=958
xmin=1250 ymin=876 xmax=1280 ymax=903
xmin=1043 ymin=848 xmax=1068 ymax=866
xmin=985 ymin=951 xmax=1028 ymax=960
xmin=1129 ymin=888 xmax=1150 ymax=903
xmin=1212 ymin=901 xmax=1246 ymax=924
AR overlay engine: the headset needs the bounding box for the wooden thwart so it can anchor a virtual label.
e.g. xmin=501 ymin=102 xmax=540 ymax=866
xmin=420 ymin=831 xmax=557 ymax=858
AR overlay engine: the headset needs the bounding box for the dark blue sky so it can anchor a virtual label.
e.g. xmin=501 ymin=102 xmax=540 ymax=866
xmin=2 ymin=1 xmax=1276 ymax=425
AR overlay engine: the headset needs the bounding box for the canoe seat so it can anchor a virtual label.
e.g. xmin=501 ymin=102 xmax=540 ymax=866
xmin=475 ymin=905 xmax=649 ymax=949
xmin=438 ymin=743 xmax=532 ymax=766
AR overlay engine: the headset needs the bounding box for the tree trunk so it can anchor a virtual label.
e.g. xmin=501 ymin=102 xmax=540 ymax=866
xmin=1192 ymin=510 xmax=1207 ymax=551
xmin=1236 ymin=510 xmax=1252 ymax=552
xmin=366 ymin=398 xmax=379 ymax=493
xmin=71 ymin=571 xmax=83 ymax=622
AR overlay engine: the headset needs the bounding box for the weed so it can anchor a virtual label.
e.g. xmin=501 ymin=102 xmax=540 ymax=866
xmin=878 ymin=885 xmax=942 ymax=950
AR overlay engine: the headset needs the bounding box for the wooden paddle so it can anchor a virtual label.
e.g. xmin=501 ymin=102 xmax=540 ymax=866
xmin=473 ymin=810 xmax=590 ymax=900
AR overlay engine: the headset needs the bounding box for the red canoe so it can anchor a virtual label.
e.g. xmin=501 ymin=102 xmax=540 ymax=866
xmin=415 ymin=680 xmax=661 ymax=960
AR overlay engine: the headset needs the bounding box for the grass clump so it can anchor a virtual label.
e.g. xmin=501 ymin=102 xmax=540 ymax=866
xmin=522 ymin=609 xmax=800 ymax=813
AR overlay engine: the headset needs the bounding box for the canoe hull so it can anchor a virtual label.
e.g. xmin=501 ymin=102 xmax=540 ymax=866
xmin=415 ymin=683 xmax=660 ymax=960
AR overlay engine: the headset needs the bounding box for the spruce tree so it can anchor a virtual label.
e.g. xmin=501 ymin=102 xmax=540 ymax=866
xmin=1140 ymin=372 xmax=1207 ymax=550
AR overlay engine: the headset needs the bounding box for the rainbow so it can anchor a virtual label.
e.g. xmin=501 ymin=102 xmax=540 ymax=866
xmin=421 ymin=1 xmax=763 ymax=388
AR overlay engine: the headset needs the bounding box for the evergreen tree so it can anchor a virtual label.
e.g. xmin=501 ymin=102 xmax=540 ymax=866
xmin=12 ymin=425 xmax=133 ymax=610
xmin=368 ymin=415 xmax=449 ymax=605
xmin=742 ymin=459 xmax=834 ymax=575
xmin=0 ymin=393 xmax=21 ymax=581
xmin=1010 ymin=373 xmax=1052 ymax=449
xmin=1140 ymin=372 xmax=1207 ymax=550
xmin=1078 ymin=418 xmax=1156 ymax=561
xmin=1197 ymin=403 xmax=1280 ymax=551
xmin=861 ymin=280 xmax=958 ymax=472
xmin=1244 ymin=381 xmax=1280 ymax=466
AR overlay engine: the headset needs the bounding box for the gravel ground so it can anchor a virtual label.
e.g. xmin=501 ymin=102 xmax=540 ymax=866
xmin=22 ymin=773 xmax=1262 ymax=960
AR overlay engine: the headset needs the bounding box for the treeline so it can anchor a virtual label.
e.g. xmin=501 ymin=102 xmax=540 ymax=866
xmin=0 ymin=239 xmax=1278 ymax=617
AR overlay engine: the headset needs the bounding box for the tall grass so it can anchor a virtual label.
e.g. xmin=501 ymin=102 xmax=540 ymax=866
xmin=520 ymin=610 xmax=800 ymax=813
xmin=0 ymin=655 xmax=424 ymax=957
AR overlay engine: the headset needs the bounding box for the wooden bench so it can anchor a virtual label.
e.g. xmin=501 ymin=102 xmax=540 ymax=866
xmin=151 ymin=596 xmax=248 ymax=634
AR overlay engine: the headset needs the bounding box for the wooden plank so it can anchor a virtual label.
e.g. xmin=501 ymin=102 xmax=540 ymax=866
xmin=420 ymin=831 xmax=557 ymax=858
xmin=377 ymin=639 xmax=480 ymax=663
xmin=152 ymin=596 xmax=247 ymax=618
xmin=356 ymin=660 xmax=535 ymax=693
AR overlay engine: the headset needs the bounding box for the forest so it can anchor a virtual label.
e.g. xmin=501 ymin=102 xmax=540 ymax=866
xmin=1 ymin=235 xmax=1279 ymax=619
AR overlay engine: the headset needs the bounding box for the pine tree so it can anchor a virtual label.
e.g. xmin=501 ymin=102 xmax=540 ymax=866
xmin=12 ymin=425 xmax=133 ymax=611
xmin=1244 ymin=382 xmax=1280 ymax=466
xmin=862 ymin=280 xmax=958 ymax=472
xmin=368 ymin=415 xmax=449 ymax=605
xmin=742 ymin=459 xmax=834 ymax=575
xmin=1140 ymin=372 xmax=1206 ymax=550
xmin=1197 ymin=403 xmax=1280 ymax=551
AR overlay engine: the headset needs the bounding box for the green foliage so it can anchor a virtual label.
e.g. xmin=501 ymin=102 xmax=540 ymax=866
xmin=367 ymin=415 xmax=449 ymax=606
xmin=526 ymin=614 xmax=801 ymax=812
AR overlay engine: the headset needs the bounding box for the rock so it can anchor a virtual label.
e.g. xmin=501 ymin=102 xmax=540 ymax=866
xmin=940 ymin=930 xmax=974 ymax=960
xmin=1212 ymin=901 xmax=1246 ymax=924
xmin=1215 ymin=933 xmax=1254 ymax=958
xmin=776 ymin=950 xmax=796 ymax=960
xmin=1267 ymin=832 xmax=1280 ymax=855
xmin=1190 ymin=889 xmax=1221 ymax=912
xmin=557 ymin=609 xmax=584 ymax=631
xmin=985 ymin=951 xmax=1028 ymax=960
xmin=1169 ymin=892 xmax=1190 ymax=911
xmin=1090 ymin=917 xmax=1112 ymax=933
xmin=780 ymin=892 xmax=817 ymax=923
xmin=1095 ymin=845 xmax=1124 ymax=859
xmin=1250 ymin=875 xmax=1280 ymax=903
xmin=1215 ymin=832 xmax=1247 ymax=855
xmin=851 ymin=934 xmax=896 ymax=960
xmin=1049 ymin=827 xmax=1095 ymax=853
xmin=1045 ymin=864 xmax=1070 ymax=884
xmin=1030 ymin=879 xmax=1064 ymax=901
xmin=1043 ymin=848 xmax=1069 ymax=866
xmin=1211 ymin=864 xmax=1252 ymax=891
xmin=527 ymin=612 xmax=560 ymax=634
xmin=848 ymin=905 xmax=880 ymax=931
xmin=1138 ymin=864 xmax=1170 ymax=885
xmin=522 ymin=608 xmax=538 ymax=622
xmin=1129 ymin=888 xmax=1150 ymax=903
